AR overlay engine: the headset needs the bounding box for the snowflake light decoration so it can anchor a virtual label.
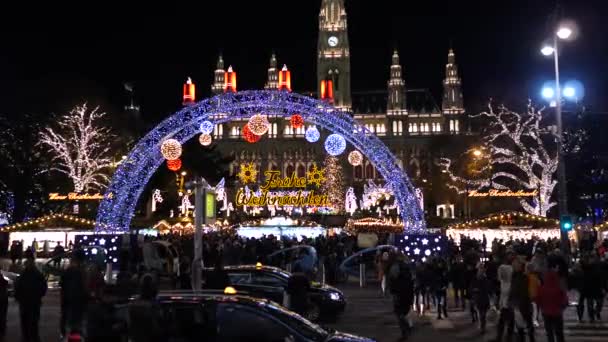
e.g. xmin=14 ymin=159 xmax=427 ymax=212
xmin=305 ymin=126 xmax=320 ymax=143
xmin=306 ymin=164 xmax=326 ymax=187
xmin=243 ymin=124 xmax=261 ymax=143
xmin=199 ymin=134 xmax=212 ymax=146
xmin=290 ymin=114 xmax=304 ymax=129
xmin=324 ymin=134 xmax=346 ymax=156
xmin=238 ymin=163 xmax=258 ymax=184
xmin=166 ymin=159 xmax=182 ymax=171
xmin=348 ymin=150 xmax=363 ymax=166
xmin=199 ymin=120 xmax=214 ymax=135
xmin=160 ymin=139 xmax=182 ymax=160
xmin=248 ymin=114 xmax=269 ymax=136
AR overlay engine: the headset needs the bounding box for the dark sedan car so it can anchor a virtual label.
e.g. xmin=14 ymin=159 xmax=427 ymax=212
xmin=150 ymin=290 xmax=373 ymax=342
xmin=203 ymin=264 xmax=346 ymax=321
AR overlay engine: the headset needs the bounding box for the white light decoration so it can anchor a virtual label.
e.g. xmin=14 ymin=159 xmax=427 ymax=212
xmin=247 ymin=114 xmax=270 ymax=136
xmin=199 ymin=134 xmax=212 ymax=146
xmin=446 ymin=228 xmax=560 ymax=251
xmin=305 ymin=126 xmax=320 ymax=143
xmin=348 ymin=150 xmax=363 ymax=166
xmin=324 ymin=133 xmax=346 ymax=156
xmin=91 ymin=248 xmax=98 ymax=255
xmin=151 ymin=189 xmax=163 ymax=212
xmin=422 ymin=238 xmax=428 ymax=245
xmin=345 ymin=187 xmax=358 ymax=215
xmin=414 ymin=248 xmax=420 ymax=255
xmin=99 ymin=238 xmax=106 ymax=246
xmin=199 ymin=120 xmax=214 ymax=135
xmin=439 ymin=102 xmax=558 ymax=216
xmin=160 ymin=139 xmax=182 ymax=161
xmin=424 ymin=249 xmax=431 ymax=256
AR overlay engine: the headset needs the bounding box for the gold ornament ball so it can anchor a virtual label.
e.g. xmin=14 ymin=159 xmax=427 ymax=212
xmin=348 ymin=150 xmax=363 ymax=166
xmin=160 ymin=139 xmax=182 ymax=160
xmin=199 ymin=134 xmax=212 ymax=146
xmin=248 ymin=114 xmax=270 ymax=136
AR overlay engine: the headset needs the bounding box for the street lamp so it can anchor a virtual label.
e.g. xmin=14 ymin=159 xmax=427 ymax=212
xmin=540 ymin=21 xmax=575 ymax=253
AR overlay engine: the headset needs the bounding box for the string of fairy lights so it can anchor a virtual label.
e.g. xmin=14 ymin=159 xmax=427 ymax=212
xmin=447 ymin=211 xmax=559 ymax=230
xmin=2 ymin=214 xmax=97 ymax=232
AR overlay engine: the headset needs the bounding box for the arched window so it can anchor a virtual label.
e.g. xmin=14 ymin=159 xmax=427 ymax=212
xmin=398 ymin=121 xmax=403 ymax=134
xmin=392 ymin=121 xmax=397 ymax=134
xmin=365 ymin=163 xmax=374 ymax=179
xmin=297 ymin=164 xmax=306 ymax=178
xmin=286 ymin=164 xmax=295 ymax=176
xmin=354 ymin=165 xmax=363 ymax=179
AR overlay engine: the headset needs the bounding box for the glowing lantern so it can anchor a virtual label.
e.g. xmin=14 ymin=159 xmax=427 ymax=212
xmin=224 ymin=66 xmax=237 ymax=93
xmin=278 ymin=64 xmax=292 ymax=91
xmin=305 ymin=126 xmax=320 ymax=143
xmin=199 ymin=120 xmax=214 ymax=135
xmin=320 ymin=79 xmax=334 ymax=102
xmin=290 ymin=114 xmax=304 ymax=129
xmin=199 ymin=134 xmax=212 ymax=146
xmin=348 ymin=150 xmax=363 ymax=166
xmin=243 ymin=124 xmax=261 ymax=143
xmin=247 ymin=114 xmax=269 ymax=136
xmin=324 ymin=134 xmax=346 ymax=156
xmin=167 ymin=159 xmax=182 ymax=171
xmin=183 ymin=77 xmax=196 ymax=105
xmin=160 ymin=139 xmax=182 ymax=160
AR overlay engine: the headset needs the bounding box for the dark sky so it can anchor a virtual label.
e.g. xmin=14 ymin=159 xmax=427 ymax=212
xmin=1 ymin=0 xmax=607 ymax=123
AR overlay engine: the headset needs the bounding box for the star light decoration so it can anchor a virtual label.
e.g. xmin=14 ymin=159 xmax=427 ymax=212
xmin=238 ymin=163 xmax=258 ymax=184
xmin=247 ymin=114 xmax=270 ymax=136
xmin=160 ymin=139 xmax=182 ymax=160
xmin=306 ymin=164 xmax=326 ymax=187
xmin=348 ymin=150 xmax=363 ymax=166
xmin=199 ymin=134 xmax=212 ymax=146
xmin=305 ymin=126 xmax=320 ymax=143
xmin=290 ymin=114 xmax=304 ymax=129
xmin=199 ymin=120 xmax=214 ymax=135
xmin=242 ymin=124 xmax=261 ymax=143
xmin=324 ymin=133 xmax=346 ymax=156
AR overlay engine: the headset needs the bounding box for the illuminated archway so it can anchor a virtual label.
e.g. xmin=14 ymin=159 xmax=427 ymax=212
xmin=96 ymin=90 xmax=425 ymax=231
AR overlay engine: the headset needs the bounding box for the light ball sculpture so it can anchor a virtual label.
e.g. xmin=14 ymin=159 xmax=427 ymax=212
xmin=305 ymin=126 xmax=320 ymax=143
xmin=199 ymin=134 xmax=212 ymax=146
xmin=348 ymin=150 xmax=363 ymax=166
xmin=324 ymin=133 xmax=346 ymax=156
xmin=199 ymin=120 xmax=214 ymax=135
xmin=243 ymin=124 xmax=261 ymax=143
xmin=290 ymin=114 xmax=304 ymax=129
xmin=160 ymin=139 xmax=182 ymax=160
xmin=167 ymin=159 xmax=182 ymax=171
xmin=247 ymin=114 xmax=269 ymax=136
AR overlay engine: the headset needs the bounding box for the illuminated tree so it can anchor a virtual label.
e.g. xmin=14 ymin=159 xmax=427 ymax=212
xmin=322 ymin=155 xmax=345 ymax=212
xmin=39 ymin=104 xmax=116 ymax=192
xmin=439 ymin=101 xmax=558 ymax=216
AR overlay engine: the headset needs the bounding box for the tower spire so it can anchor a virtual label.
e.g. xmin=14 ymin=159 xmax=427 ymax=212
xmin=387 ymin=49 xmax=406 ymax=114
xmin=442 ymin=48 xmax=464 ymax=133
xmin=265 ymin=52 xmax=279 ymax=89
xmin=211 ymin=53 xmax=226 ymax=95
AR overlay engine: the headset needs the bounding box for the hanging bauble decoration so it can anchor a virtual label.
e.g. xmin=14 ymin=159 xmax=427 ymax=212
xmin=305 ymin=126 xmax=320 ymax=143
xmin=199 ymin=120 xmax=214 ymax=135
xmin=290 ymin=114 xmax=304 ymax=129
xmin=324 ymin=134 xmax=346 ymax=156
xmin=247 ymin=114 xmax=270 ymax=136
xmin=160 ymin=139 xmax=182 ymax=160
xmin=167 ymin=158 xmax=182 ymax=171
xmin=348 ymin=150 xmax=363 ymax=166
xmin=243 ymin=124 xmax=261 ymax=143
xmin=199 ymin=134 xmax=212 ymax=146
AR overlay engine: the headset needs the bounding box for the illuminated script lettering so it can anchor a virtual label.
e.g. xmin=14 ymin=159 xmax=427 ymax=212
xmin=468 ymin=189 xmax=539 ymax=198
xmin=48 ymin=192 xmax=107 ymax=201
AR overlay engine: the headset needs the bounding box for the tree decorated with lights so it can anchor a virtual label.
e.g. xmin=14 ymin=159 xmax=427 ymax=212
xmin=439 ymin=101 xmax=558 ymax=216
xmin=39 ymin=104 xmax=116 ymax=192
xmin=322 ymin=155 xmax=345 ymax=213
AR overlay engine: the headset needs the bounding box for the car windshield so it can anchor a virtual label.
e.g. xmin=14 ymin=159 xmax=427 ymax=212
xmin=263 ymin=301 xmax=328 ymax=340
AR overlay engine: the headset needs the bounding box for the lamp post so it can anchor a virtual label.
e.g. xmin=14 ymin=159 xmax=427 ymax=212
xmin=541 ymin=24 xmax=573 ymax=253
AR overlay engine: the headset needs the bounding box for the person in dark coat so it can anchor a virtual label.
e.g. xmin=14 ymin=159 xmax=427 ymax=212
xmin=509 ymin=259 xmax=535 ymax=342
xmin=388 ymin=253 xmax=414 ymax=338
xmin=128 ymin=274 xmax=165 ymax=342
xmin=14 ymin=250 xmax=47 ymax=342
xmin=0 ymin=272 xmax=8 ymax=339
xmin=60 ymin=249 xmax=88 ymax=337
xmin=450 ymin=257 xmax=466 ymax=309
xmin=470 ymin=265 xmax=492 ymax=334
xmin=205 ymin=260 xmax=230 ymax=290
xmin=432 ymin=259 xmax=449 ymax=319
xmin=52 ymin=242 xmax=65 ymax=268
xmin=286 ymin=268 xmax=311 ymax=316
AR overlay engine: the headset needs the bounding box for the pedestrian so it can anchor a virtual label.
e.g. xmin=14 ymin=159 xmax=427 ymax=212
xmin=470 ymin=264 xmax=492 ymax=334
xmin=14 ymin=250 xmax=47 ymax=342
xmin=31 ymin=238 xmax=38 ymax=259
xmin=286 ymin=267 xmax=311 ymax=317
xmin=509 ymin=258 xmax=535 ymax=342
xmin=535 ymin=268 xmax=567 ymax=342
xmin=492 ymin=256 xmax=514 ymax=342
xmin=433 ymin=258 xmax=449 ymax=319
xmin=9 ymin=241 xmax=19 ymax=265
xmin=450 ymin=256 xmax=466 ymax=310
xmin=60 ymin=249 xmax=88 ymax=338
xmin=52 ymin=242 xmax=65 ymax=268
xmin=526 ymin=263 xmax=541 ymax=327
xmin=388 ymin=252 xmax=414 ymax=339
xmin=128 ymin=274 xmax=165 ymax=342
xmin=0 ymin=271 xmax=8 ymax=340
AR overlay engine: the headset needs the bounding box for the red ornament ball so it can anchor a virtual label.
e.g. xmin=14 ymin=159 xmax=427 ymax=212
xmin=290 ymin=114 xmax=304 ymax=129
xmin=167 ymin=159 xmax=182 ymax=171
xmin=243 ymin=124 xmax=261 ymax=143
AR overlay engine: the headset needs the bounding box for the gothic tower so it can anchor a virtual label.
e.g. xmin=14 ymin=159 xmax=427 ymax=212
xmin=442 ymin=49 xmax=464 ymax=115
xmin=265 ymin=53 xmax=279 ymax=89
xmin=317 ymin=0 xmax=351 ymax=110
xmin=211 ymin=54 xmax=226 ymax=95
xmin=387 ymin=50 xmax=406 ymax=113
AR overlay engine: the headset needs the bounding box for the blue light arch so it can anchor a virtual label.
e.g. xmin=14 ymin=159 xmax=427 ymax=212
xmin=96 ymin=91 xmax=425 ymax=231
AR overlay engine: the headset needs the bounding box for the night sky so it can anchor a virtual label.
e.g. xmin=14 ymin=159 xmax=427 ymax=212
xmin=2 ymin=0 xmax=607 ymax=124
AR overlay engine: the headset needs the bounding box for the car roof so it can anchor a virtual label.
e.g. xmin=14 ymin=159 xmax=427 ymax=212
xmin=157 ymin=290 xmax=273 ymax=306
xmin=217 ymin=265 xmax=289 ymax=274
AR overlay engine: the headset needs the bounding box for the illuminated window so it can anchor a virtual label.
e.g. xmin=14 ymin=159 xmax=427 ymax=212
xmin=398 ymin=121 xmax=403 ymax=134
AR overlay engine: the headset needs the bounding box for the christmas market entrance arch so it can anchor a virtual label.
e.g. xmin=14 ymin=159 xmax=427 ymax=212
xmin=95 ymin=90 xmax=425 ymax=232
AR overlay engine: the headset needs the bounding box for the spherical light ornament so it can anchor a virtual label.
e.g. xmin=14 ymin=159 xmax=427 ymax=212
xmin=305 ymin=126 xmax=320 ymax=143
xmin=324 ymin=134 xmax=346 ymax=156
xmin=290 ymin=114 xmax=304 ymax=129
xmin=348 ymin=150 xmax=363 ymax=166
xmin=247 ymin=114 xmax=269 ymax=136
xmin=167 ymin=159 xmax=182 ymax=171
xmin=199 ymin=120 xmax=214 ymax=135
xmin=160 ymin=139 xmax=182 ymax=160
xmin=199 ymin=134 xmax=212 ymax=146
xmin=243 ymin=124 xmax=261 ymax=143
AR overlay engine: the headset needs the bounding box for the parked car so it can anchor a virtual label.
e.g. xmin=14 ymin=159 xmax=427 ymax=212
xmin=203 ymin=264 xmax=346 ymax=322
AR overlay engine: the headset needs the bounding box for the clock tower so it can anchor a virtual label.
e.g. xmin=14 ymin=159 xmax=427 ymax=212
xmin=317 ymin=0 xmax=351 ymax=110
